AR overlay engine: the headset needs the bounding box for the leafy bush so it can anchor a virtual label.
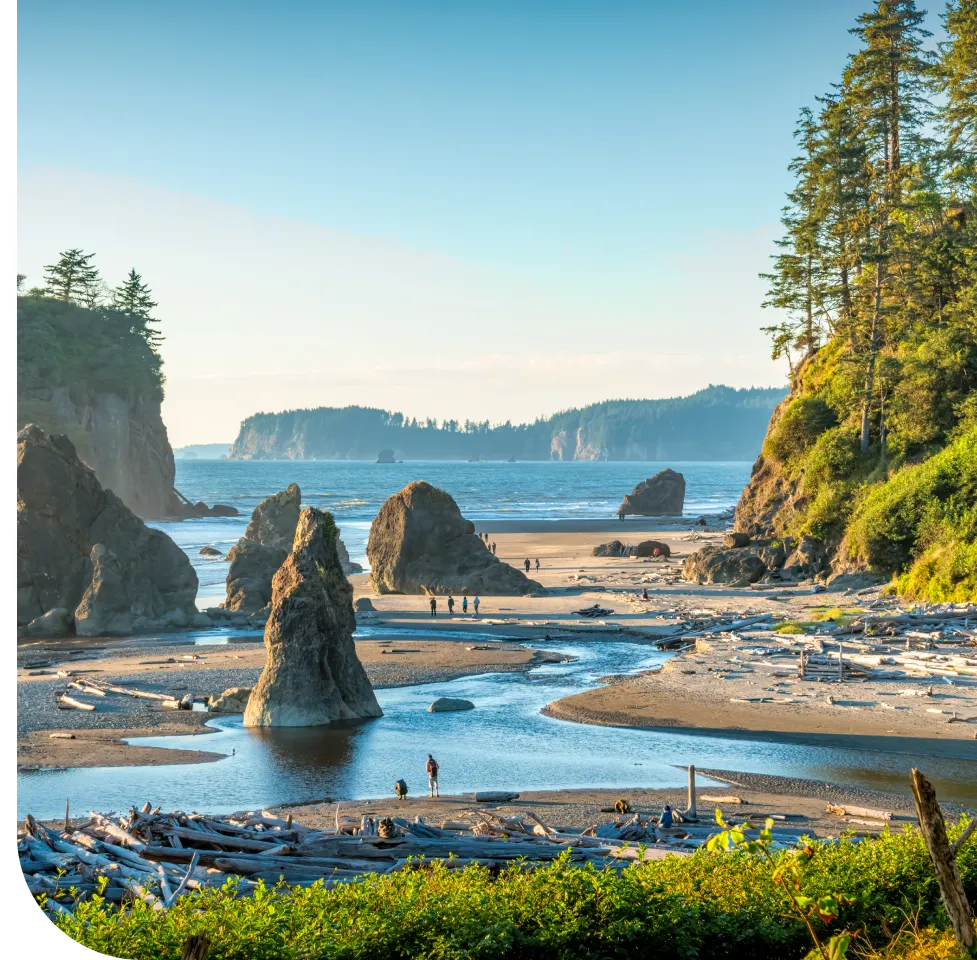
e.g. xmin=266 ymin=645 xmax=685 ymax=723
xmin=802 ymin=427 xmax=863 ymax=501
xmin=764 ymin=398 xmax=838 ymax=465
xmin=48 ymin=820 xmax=976 ymax=960
xmin=845 ymin=428 xmax=977 ymax=588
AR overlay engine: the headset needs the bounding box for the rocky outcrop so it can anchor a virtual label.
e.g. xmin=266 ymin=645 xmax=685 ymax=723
xmin=617 ymin=469 xmax=686 ymax=517
xmin=428 ymin=697 xmax=475 ymax=712
xmin=683 ymin=545 xmax=766 ymax=585
xmin=634 ymin=540 xmax=671 ymax=558
xmin=225 ymin=484 xmax=302 ymax=613
xmin=337 ymin=537 xmax=363 ymax=576
xmin=593 ymin=540 xmax=628 ymax=557
xmin=243 ymin=508 xmax=382 ymax=727
xmin=367 ymin=481 xmax=544 ymax=595
xmin=783 ymin=536 xmax=828 ymax=579
xmin=17 ymin=425 xmax=198 ymax=636
xmin=209 ymin=687 xmax=252 ymax=713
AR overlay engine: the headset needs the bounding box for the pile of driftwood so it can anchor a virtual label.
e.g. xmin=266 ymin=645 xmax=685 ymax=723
xmin=55 ymin=678 xmax=198 ymax=713
xmin=20 ymin=800 xmax=823 ymax=916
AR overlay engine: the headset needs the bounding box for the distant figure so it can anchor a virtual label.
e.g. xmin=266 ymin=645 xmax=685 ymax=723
xmin=535 ymin=558 xmax=540 ymax=573
xmin=641 ymin=588 xmax=649 ymax=600
xmin=659 ymin=805 xmax=673 ymax=829
xmin=426 ymin=754 xmax=440 ymax=797
xmin=524 ymin=558 xmax=531 ymax=573
xmin=473 ymin=595 xmax=480 ymax=616
xmin=491 ymin=542 xmax=497 ymax=555
xmin=615 ymin=798 xmax=631 ymax=815
xmin=617 ymin=509 xmax=625 ymax=522
xmin=447 ymin=596 xmax=455 ymax=615
xmin=395 ymin=778 xmax=409 ymax=800
xmin=429 ymin=597 xmax=437 ymax=618
xmin=462 ymin=596 xmax=469 ymax=614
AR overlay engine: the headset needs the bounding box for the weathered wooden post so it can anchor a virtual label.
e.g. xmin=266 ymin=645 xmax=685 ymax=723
xmin=910 ymin=768 xmax=976 ymax=951
xmin=687 ymin=765 xmax=697 ymax=820
xmin=64 ymin=798 xmax=70 ymax=834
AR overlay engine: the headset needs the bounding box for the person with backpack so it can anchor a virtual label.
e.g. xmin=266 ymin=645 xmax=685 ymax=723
xmin=425 ymin=754 xmax=440 ymax=797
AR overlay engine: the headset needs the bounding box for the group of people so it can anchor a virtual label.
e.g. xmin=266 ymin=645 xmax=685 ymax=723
xmin=429 ymin=595 xmax=480 ymax=616
xmin=524 ymin=558 xmax=540 ymax=574
xmin=479 ymin=533 xmax=497 ymax=555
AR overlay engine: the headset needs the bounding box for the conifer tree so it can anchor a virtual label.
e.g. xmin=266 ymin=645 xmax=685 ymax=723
xmin=43 ymin=249 xmax=100 ymax=304
xmin=112 ymin=269 xmax=162 ymax=345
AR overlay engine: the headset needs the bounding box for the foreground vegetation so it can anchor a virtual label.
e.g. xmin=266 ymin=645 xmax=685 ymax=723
xmin=746 ymin=0 xmax=977 ymax=601
xmin=47 ymin=820 xmax=975 ymax=959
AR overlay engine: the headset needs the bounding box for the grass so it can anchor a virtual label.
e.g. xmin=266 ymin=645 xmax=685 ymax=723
xmin=46 ymin=818 xmax=976 ymax=960
xmin=774 ymin=622 xmax=810 ymax=634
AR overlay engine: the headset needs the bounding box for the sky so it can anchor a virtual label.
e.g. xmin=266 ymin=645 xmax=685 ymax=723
xmin=16 ymin=0 xmax=947 ymax=446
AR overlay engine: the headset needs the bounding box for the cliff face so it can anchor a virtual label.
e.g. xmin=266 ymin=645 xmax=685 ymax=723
xmin=17 ymin=383 xmax=177 ymax=519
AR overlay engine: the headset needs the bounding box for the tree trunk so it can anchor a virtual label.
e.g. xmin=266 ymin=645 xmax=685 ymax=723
xmin=860 ymin=254 xmax=883 ymax=456
xmin=909 ymin=769 xmax=975 ymax=951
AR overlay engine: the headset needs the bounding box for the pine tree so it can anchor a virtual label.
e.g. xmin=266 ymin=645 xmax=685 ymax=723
xmin=112 ymin=269 xmax=161 ymax=345
xmin=940 ymin=0 xmax=977 ymax=186
xmin=43 ymin=249 xmax=100 ymax=304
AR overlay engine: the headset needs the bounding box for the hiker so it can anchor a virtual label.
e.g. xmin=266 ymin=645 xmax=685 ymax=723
xmin=659 ymin=805 xmax=674 ymax=829
xmin=535 ymin=558 xmax=540 ymax=573
xmin=447 ymin=596 xmax=455 ymax=615
xmin=462 ymin=596 xmax=468 ymax=615
xmin=524 ymin=558 xmax=531 ymax=573
xmin=429 ymin=597 xmax=437 ymax=618
xmin=426 ymin=754 xmax=440 ymax=797
xmin=473 ymin=595 xmax=480 ymax=616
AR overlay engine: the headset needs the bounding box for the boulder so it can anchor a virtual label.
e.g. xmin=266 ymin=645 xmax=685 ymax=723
xmin=782 ymin=536 xmax=828 ymax=579
xmin=210 ymin=504 xmax=239 ymax=517
xmin=634 ymin=539 xmax=671 ymax=558
xmin=199 ymin=546 xmax=222 ymax=556
xmin=367 ymin=481 xmax=544 ymax=596
xmin=243 ymin=508 xmax=383 ymax=727
xmin=17 ymin=425 xmax=198 ymax=635
xmin=428 ymin=697 xmax=475 ymax=713
xmin=593 ymin=540 xmax=627 ymax=557
xmin=723 ymin=533 xmax=751 ymax=548
xmin=617 ymin=469 xmax=685 ymax=517
xmin=684 ymin=545 xmax=766 ymax=585
xmin=209 ymin=687 xmax=252 ymax=713
xmin=354 ymin=597 xmax=376 ymax=612
xmin=337 ymin=531 xmax=364 ymax=576
xmin=24 ymin=607 xmax=73 ymax=639
xmin=225 ymin=484 xmax=302 ymax=613
xmin=757 ymin=540 xmax=791 ymax=571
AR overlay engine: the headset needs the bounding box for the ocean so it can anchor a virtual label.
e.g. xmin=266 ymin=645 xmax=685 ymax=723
xmin=154 ymin=459 xmax=753 ymax=607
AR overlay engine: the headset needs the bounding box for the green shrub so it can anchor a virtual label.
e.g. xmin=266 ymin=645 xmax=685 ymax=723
xmin=47 ymin=820 xmax=976 ymax=960
xmin=764 ymin=397 xmax=838 ymax=465
xmin=897 ymin=538 xmax=977 ymax=603
xmin=802 ymin=427 xmax=863 ymax=501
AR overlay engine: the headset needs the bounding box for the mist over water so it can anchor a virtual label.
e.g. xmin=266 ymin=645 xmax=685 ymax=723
xmin=156 ymin=459 xmax=752 ymax=607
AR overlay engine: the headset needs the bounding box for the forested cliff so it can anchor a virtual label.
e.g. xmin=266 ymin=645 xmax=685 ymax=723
xmin=17 ymin=252 xmax=178 ymax=518
xmin=736 ymin=0 xmax=977 ymax=601
xmin=229 ymin=386 xmax=786 ymax=462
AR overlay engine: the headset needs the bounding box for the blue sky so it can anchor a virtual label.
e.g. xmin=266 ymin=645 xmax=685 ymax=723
xmin=17 ymin=1 xmax=947 ymax=444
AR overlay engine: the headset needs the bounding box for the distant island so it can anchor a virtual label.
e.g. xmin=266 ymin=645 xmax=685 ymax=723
xmin=174 ymin=443 xmax=233 ymax=460
xmin=229 ymin=385 xmax=786 ymax=461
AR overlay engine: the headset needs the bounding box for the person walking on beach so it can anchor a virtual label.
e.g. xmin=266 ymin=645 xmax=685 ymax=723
xmin=429 ymin=597 xmax=437 ymax=618
xmin=524 ymin=558 xmax=531 ymax=574
xmin=617 ymin=508 xmax=625 ymax=521
xmin=447 ymin=596 xmax=455 ymax=616
xmin=473 ymin=595 xmax=480 ymax=616
xmin=462 ymin=596 xmax=468 ymax=615
xmin=426 ymin=754 xmax=440 ymax=797
xmin=491 ymin=542 xmax=497 ymax=555
xmin=535 ymin=558 xmax=540 ymax=573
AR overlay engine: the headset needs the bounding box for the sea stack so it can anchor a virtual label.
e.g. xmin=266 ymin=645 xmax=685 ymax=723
xmin=617 ymin=469 xmax=686 ymax=517
xmin=367 ymin=480 xmax=544 ymax=595
xmin=17 ymin=424 xmax=198 ymax=636
xmin=244 ymin=507 xmax=382 ymax=727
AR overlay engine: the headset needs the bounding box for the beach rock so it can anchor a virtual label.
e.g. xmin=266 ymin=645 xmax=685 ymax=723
xmin=192 ymin=612 xmax=213 ymax=628
xmin=723 ymin=532 xmax=751 ymax=548
xmin=24 ymin=607 xmax=73 ymax=639
xmin=367 ymin=481 xmax=544 ymax=596
xmin=825 ymin=571 xmax=884 ymax=592
xmin=354 ymin=597 xmax=376 ymax=612
xmin=209 ymin=504 xmax=239 ymax=517
xmin=428 ymin=697 xmax=475 ymax=713
xmin=17 ymin=425 xmax=198 ymax=634
xmin=199 ymin=546 xmax=222 ymax=556
xmin=683 ymin=545 xmax=766 ymax=585
xmin=225 ymin=484 xmax=302 ymax=613
xmin=593 ymin=540 xmax=627 ymax=557
xmin=757 ymin=540 xmax=791 ymax=570
xmin=782 ymin=536 xmax=828 ymax=579
xmin=244 ymin=507 xmax=383 ymax=727
xmin=337 ymin=532 xmax=363 ymax=576
xmin=617 ymin=469 xmax=685 ymax=517
xmin=209 ymin=687 xmax=252 ymax=713
xmin=634 ymin=539 xmax=671 ymax=558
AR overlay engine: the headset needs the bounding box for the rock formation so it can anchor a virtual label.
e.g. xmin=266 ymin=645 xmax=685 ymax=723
xmin=634 ymin=539 xmax=671 ymax=558
xmin=683 ymin=545 xmax=766 ymax=586
xmin=593 ymin=540 xmax=628 ymax=557
xmin=366 ymin=481 xmax=544 ymax=595
xmin=243 ymin=508 xmax=382 ymax=727
xmin=225 ymin=484 xmax=360 ymax=611
xmin=209 ymin=687 xmax=252 ymax=713
xmin=593 ymin=539 xmax=671 ymax=558
xmin=617 ymin=469 xmax=686 ymax=517
xmin=428 ymin=697 xmax=475 ymax=712
xmin=17 ymin=425 xmax=198 ymax=636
